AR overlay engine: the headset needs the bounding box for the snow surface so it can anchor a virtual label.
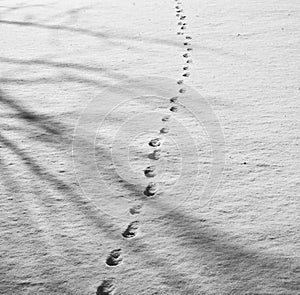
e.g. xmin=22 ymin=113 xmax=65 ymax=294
xmin=0 ymin=0 xmax=299 ymax=294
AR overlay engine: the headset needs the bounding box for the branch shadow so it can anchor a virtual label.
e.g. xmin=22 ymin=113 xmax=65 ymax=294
xmin=0 ymin=19 xmax=183 ymax=49
xmin=0 ymin=89 xmax=66 ymax=136
xmin=0 ymin=128 xmax=298 ymax=293
xmin=0 ymin=131 xmax=198 ymax=293
xmin=0 ymin=57 xmax=127 ymax=81
xmin=0 ymin=18 xmax=255 ymax=62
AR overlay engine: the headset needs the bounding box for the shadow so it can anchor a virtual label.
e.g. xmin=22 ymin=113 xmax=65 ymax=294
xmin=0 ymin=17 xmax=296 ymax=286
xmin=0 ymin=18 xmax=256 ymax=62
xmin=0 ymin=76 xmax=66 ymax=85
xmin=0 ymin=75 xmax=112 ymax=88
xmin=0 ymin=3 xmax=52 ymax=14
xmin=40 ymin=3 xmax=97 ymax=25
xmin=0 ymin=133 xmax=70 ymax=191
xmin=0 ymin=129 xmax=298 ymax=293
xmin=0 ymin=57 xmax=127 ymax=81
xmin=0 ymin=132 xmax=196 ymax=293
xmin=0 ymin=19 xmax=183 ymax=49
xmin=0 ymin=89 xmax=68 ymax=136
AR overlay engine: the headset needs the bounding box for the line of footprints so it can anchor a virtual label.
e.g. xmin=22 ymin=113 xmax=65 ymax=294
xmin=97 ymin=1 xmax=192 ymax=294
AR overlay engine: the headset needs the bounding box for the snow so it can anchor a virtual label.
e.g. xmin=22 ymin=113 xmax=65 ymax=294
xmin=0 ymin=0 xmax=299 ymax=294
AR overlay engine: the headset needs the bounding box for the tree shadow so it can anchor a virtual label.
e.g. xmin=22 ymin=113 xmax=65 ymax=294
xmin=0 ymin=11 xmax=297 ymax=289
xmin=0 ymin=89 xmax=66 ymax=136
xmin=0 ymin=56 xmax=127 ymax=81
xmin=0 ymin=129 xmax=298 ymax=293
xmin=0 ymin=19 xmax=183 ymax=49
xmin=0 ymin=131 xmax=197 ymax=293
xmin=0 ymin=17 xmax=254 ymax=61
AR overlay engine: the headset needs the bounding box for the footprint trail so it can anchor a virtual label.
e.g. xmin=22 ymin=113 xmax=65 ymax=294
xmin=99 ymin=0 xmax=194 ymax=292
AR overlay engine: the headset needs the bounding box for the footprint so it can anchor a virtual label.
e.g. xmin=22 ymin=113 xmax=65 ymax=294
xmin=186 ymin=36 xmax=192 ymax=39
xmin=183 ymin=42 xmax=191 ymax=46
xmin=170 ymin=96 xmax=178 ymax=103
xmin=160 ymin=127 xmax=169 ymax=134
xmin=183 ymin=53 xmax=189 ymax=58
xmin=106 ymin=249 xmax=123 ymax=267
xmin=175 ymin=5 xmax=180 ymax=9
xmin=97 ymin=279 xmax=116 ymax=295
xmin=179 ymin=88 xmax=186 ymax=94
xmin=144 ymin=166 xmax=156 ymax=177
xmin=182 ymin=72 xmax=190 ymax=77
xmin=162 ymin=115 xmax=171 ymax=122
xmin=183 ymin=66 xmax=189 ymax=70
xmin=178 ymin=21 xmax=183 ymax=25
xmin=150 ymin=149 xmax=162 ymax=160
xmin=170 ymin=106 xmax=179 ymax=112
xmin=177 ymin=80 xmax=184 ymax=84
xmin=129 ymin=204 xmax=143 ymax=215
xmin=186 ymin=59 xmax=192 ymax=63
xmin=122 ymin=221 xmax=139 ymax=239
xmin=187 ymin=48 xmax=193 ymax=51
xmin=176 ymin=13 xmax=180 ymax=17
xmin=144 ymin=182 xmax=159 ymax=197
xmin=149 ymin=138 xmax=161 ymax=147
xmin=181 ymin=26 xmax=186 ymax=30
xmin=180 ymin=16 xmax=186 ymax=20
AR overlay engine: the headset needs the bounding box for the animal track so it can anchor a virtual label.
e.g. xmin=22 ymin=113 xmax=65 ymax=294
xmin=122 ymin=221 xmax=139 ymax=239
xmin=144 ymin=182 xmax=159 ymax=197
xmin=150 ymin=149 xmax=162 ymax=160
xmin=129 ymin=204 xmax=143 ymax=215
xmin=106 ymin=249 xmax=123 ymax=267
xmin=170 ymin=106 xmax=179 ymax=112
xmin=162 ymin=115 xmax=171 ymax=122
xmin=160 ymin=127 xmax=169 ymax=134
xmin=149 ymin=138 xmax=161 ymax=147
xmin=144 ymin=166 xmax=156 ymax=177
xmin=170 ymin=96 xmax=178 ymax=103
xmin=102 ymin=2 xmax=194 ymax=291
xmin=97 ymin=279 xmax=116 ymax=295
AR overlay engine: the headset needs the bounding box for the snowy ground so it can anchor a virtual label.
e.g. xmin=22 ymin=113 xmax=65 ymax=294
xmin=0 ymin=0 xmax=299 ymax=294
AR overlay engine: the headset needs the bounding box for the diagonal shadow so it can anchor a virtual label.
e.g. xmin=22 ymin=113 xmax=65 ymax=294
xmin=0 ymin=89 xmax=68 ymax=136
xmin=0 ymin=18 xmax=256 ymax=62
xmin=0 ymin=130 xmax=298 ymax=293
xmin=0 ymin=57 xmax=127 ymax=81
xmin=0 ymin=19 xmax=183 ymax=49
xmin=0 ymin=74 xmax=113 ymax=88
xmin=0 ymin=132 xmax=198 ymax=293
